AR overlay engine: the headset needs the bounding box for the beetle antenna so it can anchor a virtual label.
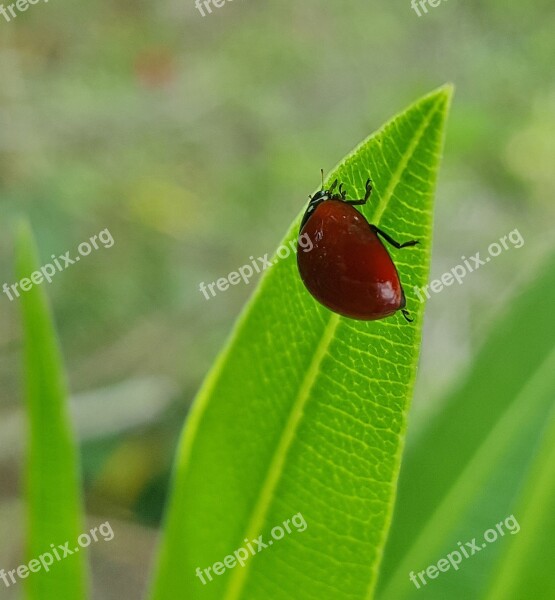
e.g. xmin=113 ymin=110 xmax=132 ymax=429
xmin=320 ymin=168 xmax=324 ymax=190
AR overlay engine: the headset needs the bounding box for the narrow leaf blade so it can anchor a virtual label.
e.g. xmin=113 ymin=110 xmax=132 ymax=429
xmin=150 ymin=86 xmax=452 ymax=600
xmin=16 ymin=222 xmax=88 ymax=600
xmin=485 ymin=397 xmax=555 ymax=600
xmin=378 ymin=251 xmax=555 ymax=599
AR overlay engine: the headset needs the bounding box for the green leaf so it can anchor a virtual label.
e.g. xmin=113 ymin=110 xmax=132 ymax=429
xmin=377 ymin=251 xmax=555 ymax=599
xmin=150 ymin=86 xmax=452 ymax=600
xmin=15 ymin=221 xmax=88 ymax=600
xmin=485 ymin=393 xmax=555 ymax=600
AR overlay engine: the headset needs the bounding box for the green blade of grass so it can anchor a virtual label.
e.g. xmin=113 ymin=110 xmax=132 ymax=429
xmin=485 ymin=398 xmax=555 ymax=600
xmin=150 ymin=86 xmax=452 ymax=600
xmin=16 ymin=221 xmax=88 ymax=600
xmin=378 ymin=342 xmax=555 ymax=599
xmin=377 ymin=251 xmax=555 ymax=599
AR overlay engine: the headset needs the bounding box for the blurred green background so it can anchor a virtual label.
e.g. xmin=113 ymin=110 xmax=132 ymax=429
xmin=1 ymin=0 xmax=554 ymax=597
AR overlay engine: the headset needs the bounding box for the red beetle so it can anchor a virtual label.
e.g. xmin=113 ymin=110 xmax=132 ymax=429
xmin=297 ymin=173 xmax=418 ymax=322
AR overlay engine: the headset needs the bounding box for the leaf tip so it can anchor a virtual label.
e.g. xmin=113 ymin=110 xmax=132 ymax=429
xmin=433 ymin=82 xmax=455 ymax=108
xmin=14 ymin=218 xmax=38 ymax=279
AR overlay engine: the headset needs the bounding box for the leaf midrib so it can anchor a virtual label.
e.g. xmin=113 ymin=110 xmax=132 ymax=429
xmin=223 ymin=94 xmax=446 ymax=600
